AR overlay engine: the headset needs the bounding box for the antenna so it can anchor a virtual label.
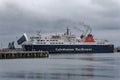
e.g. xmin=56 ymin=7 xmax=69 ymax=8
xmin=66 ymin=27 xmax=70 ymax=35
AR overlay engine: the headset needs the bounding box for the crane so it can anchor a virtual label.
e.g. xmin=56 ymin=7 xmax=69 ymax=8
xmin=74 ymin=26 xmax=85 ymax=35
xmin=74 ymin=25 xmax=85 ymax=39
xmin=78 ymin=22 xmax=92 ymax=36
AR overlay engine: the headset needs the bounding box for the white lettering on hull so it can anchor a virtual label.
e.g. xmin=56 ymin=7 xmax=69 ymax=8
xmin=75 ymin=48 xmax=92 ymax=51
xmin=55 ymin=48 xmax=92 ymax=51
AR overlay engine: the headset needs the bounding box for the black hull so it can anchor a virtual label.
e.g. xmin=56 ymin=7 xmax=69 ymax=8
xmin=117 ymin=50 xmax=120 ymax=52
xmin=22 ymin=44 xmax=114 ymax=53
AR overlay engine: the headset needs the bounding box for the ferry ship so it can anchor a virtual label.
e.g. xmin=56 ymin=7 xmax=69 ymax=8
xmin=17 ymin=26 xmax=114 ymax=53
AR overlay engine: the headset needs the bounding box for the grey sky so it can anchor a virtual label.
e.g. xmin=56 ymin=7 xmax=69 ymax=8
xmin=0 ymin=0 xmax=120 ymax=47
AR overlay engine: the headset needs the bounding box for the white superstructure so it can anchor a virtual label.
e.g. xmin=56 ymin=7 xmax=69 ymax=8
xmin=24 ymin=28 xmax=109 ymax=45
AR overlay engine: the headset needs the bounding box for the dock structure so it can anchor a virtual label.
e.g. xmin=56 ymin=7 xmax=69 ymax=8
xmin=117 ymin=47 xmax=120 ymax=52
xmin=0 ymin=51 xmax=49 ymax=59
xmin=114 ymin=47 xmax=120 ymax=52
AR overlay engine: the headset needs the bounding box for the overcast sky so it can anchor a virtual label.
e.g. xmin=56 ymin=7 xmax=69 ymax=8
xmin=0 ymin=0 xmax=120 ymax=47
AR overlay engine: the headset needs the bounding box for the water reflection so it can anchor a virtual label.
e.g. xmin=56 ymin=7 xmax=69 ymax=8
xmin=0 ymin=53 xmax=120 ymax=80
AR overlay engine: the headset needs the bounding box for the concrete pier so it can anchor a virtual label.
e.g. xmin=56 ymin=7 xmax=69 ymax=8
xmin=0 ymin=51 xmax=49 ymax=59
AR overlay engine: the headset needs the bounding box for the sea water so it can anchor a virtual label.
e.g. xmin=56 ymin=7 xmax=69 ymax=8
xmin=0 ymin=52 xmax=120 ymax=80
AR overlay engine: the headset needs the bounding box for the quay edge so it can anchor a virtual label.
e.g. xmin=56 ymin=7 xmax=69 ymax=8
xmin=0 ymin=51 xmax=49 ymax=59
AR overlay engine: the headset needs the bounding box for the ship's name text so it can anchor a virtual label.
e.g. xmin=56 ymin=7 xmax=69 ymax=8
xmin=55 ymin=48 xmax=92 ymax=51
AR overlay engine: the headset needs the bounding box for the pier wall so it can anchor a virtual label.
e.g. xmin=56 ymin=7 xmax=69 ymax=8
xmin=0 ymin=51 xmax=49 ymax=59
